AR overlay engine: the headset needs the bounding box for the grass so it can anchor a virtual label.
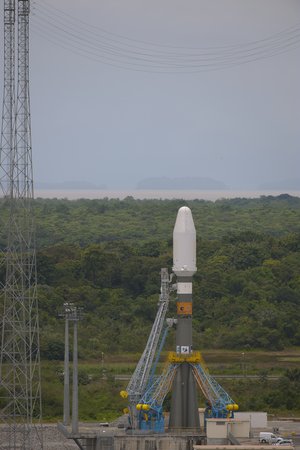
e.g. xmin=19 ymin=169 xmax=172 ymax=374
xmin=82 ymin=348 xmax=300 ymax=374
xmin=40 ymin=347 xmax=300 ymax=422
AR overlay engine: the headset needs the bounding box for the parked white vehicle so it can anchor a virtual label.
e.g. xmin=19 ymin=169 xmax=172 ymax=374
xmin=276 ymin=438 xmax=293 ymax=444
xmin=259 ymin=432 xmax=280 ymax=444
xmin=275 ymin=440 xmax=294 ymax=446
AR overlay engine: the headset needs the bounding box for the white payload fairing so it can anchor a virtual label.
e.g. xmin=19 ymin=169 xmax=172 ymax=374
xmin=173 ymin=206 xmax=197 ymax=277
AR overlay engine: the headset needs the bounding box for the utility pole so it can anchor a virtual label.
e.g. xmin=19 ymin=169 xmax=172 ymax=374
xmin=65 ymin=315 xmax=70 ymax=425
xmin=241 ymin=352 xmax=247 ymax=378
xmin=70 ymin=305 xmax=82 ymax=434
xmin=59 ymin=303 xmax=73 ymax=426
xmin=60 ymin=303 xmax=82 ymax=434
xmin=0 ymin=0 xmax=43 ymax=448
xmin=72 ymin=316 xmax=79 ymax=434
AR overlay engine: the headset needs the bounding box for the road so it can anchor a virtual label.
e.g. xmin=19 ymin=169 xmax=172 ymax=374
xmin=114 ymin=374 xmax=280 ymax=381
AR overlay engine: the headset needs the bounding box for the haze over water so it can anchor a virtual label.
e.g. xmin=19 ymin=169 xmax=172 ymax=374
xmin=35 ymin=190 xmax=300 ymax=201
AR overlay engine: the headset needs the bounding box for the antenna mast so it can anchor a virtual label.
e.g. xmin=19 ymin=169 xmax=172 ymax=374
xmin=0 ymin=0 xmax=43 ymax=448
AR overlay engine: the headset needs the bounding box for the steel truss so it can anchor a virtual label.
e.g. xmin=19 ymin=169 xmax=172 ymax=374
xmin=0 ymin=1 xmax=43 ymax=448
xmin=126 ymin=268 xmax=171 ymax=429
xmin=136 ymin=354 xmax=236 ymax=431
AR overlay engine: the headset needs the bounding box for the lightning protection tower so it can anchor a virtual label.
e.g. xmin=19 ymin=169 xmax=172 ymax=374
xmin=0 ymin=0 xmax=43 ymax=448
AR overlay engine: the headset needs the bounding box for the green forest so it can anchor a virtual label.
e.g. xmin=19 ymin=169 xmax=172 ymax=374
xmin=1 ymin=193 xmax=300 ymax=419
xmin=1 ymin=194 xmax=300 ymax=358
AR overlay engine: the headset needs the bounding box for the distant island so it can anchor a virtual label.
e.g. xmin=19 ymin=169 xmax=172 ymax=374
xmin=36 ymin=181 xmax=107 ymax=190
xmin=136 ymin=177 xmax=227 ymax=190
xmin=259 ymin=179 xmax=300 ymax=190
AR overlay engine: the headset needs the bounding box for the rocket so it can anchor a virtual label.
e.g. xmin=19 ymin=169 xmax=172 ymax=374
xmin=172 ymin=206 xmax=197 ymax=355
xmin=169 ymin=206 xmax=200 ymax=429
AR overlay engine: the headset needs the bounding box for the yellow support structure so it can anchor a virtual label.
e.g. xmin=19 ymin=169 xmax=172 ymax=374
xmin=167 ymin=351 xmax=208 ymax=367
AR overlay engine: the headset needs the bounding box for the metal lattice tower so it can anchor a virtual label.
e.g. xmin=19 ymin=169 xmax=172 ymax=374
xmin=0 ymin=0 xmax=43 ymax=448
xmin=125 ymin=268 xmax=171 ymax=429
xmin=0 ymin=1 xmax=15 ymax=197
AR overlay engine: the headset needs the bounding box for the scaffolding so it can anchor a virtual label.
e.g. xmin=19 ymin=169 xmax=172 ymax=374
xmin=0 ymin=1 xmax=43 ymax=448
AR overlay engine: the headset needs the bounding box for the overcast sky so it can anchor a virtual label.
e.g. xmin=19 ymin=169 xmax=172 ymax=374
xmin=1 ymin=0 xmax=300 ymax=189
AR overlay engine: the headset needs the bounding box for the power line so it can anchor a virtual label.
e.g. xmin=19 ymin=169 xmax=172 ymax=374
xmin=32 ymin=8 xmax=300 ymax=60
xmin=29 ymin=1 xmax=300 ymax=72
xmin=30 ymin=21 xmax=300 ymax=72
xmin=34 ymin=0 xmax=300 ymax=52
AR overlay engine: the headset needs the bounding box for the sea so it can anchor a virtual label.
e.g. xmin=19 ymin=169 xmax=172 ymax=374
xmin=34 ymin=189 xmax=300 ymax=201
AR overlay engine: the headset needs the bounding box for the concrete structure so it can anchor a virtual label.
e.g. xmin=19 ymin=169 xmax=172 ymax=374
xmin=194 ymin=447 xmax=286 ymax=450
xmin=234 ymin=412 xmax=267 ymax=428
xmin=206 ymin=418 xmax=250 ymax=445
xmin=58 ymin=423 xmax=205 ymax=450
xmin=198 ymin=408 xmax=206 ymax=429
xmin=58 ymin=421 xmax=298 ymax=450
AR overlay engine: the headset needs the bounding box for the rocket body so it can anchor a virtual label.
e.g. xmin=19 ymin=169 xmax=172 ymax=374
xmin=172 ymin=206 xmax=196 ymax=355
xmin=169 ymin=206 xmax=200 ymax=430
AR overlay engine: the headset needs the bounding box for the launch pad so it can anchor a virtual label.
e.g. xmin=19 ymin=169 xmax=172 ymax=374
xmin=121 ymin=207 xmax=238 ymax=434
xmin=59 ymin=207 xmax=241 ymax=450
xmin=58 ymin=416 xmax=253 ymax=450
xmin=58 ymin=422 xmax=206 ymax=450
